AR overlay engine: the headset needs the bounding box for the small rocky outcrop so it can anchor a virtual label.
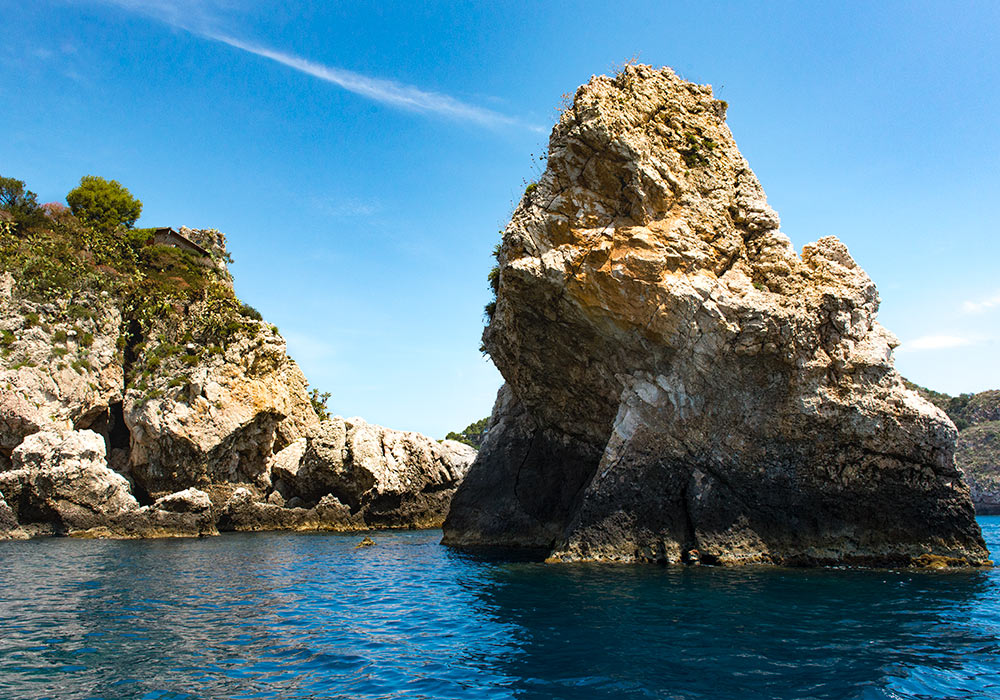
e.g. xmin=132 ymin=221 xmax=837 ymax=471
xmin=0 ymin=492 xmax=27 ymax=538
xmin=443 ymin=65 xmax=989 ymax=567
xmin=0 ymin=430 xmax=216 ymax=537
xmin=218 ymin=487 xmax=362 ymax=532
xmin=152 ymin=487 xmax=213 ymax=514
xmin=1 ymin=430 xmax=140 ymax=532
xmin=220 ymin=417 xmax=476 ymax=532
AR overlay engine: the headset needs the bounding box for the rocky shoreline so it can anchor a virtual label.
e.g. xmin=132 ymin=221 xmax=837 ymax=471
xmin=0 ymin=224 xmax=475 ymax=540
xmin=1 ymin=70 xmax=992 ymax=567
xmin=0 ymin=420 xmax=475 ymax=541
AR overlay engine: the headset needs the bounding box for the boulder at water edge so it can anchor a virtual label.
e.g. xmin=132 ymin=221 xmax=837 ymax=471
xmin=0 ymin=430 xmax=216 ymax=537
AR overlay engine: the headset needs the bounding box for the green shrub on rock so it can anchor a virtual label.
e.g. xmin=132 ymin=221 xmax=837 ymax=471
xmin=445 ymin=417 xmax=488 ymax=449
xmin=0 ymin=175 xmax=42 ymax=226
xmin=309 ymin=389 xmax=331 ymax=421
xmin=66 ymin=175 xmax=142 ymax=232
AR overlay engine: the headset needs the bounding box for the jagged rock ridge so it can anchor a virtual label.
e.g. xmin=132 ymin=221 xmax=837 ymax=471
xmin=442 ymin=65 xmax=989 ymax=567
xmin=219 ymin=417 xmax=475 ymax=532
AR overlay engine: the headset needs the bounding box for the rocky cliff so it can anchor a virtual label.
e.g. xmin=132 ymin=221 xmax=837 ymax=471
xmin=0 ymin=214 xmax=474 ymax=538
xmin=442 ymin=65 xmax=989 ymax=567
xmin=906 ymin=383 xmax=1000 ymax=515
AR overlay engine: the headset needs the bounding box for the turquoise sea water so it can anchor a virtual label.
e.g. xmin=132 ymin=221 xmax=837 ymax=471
xmin=0 ymin=518 xmax=998 ymax=700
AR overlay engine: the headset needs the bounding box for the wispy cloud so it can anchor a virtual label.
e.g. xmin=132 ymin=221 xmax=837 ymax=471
xmin=89 ymin=0 xmax=541 ymax=131
xmin=962 ymin=291 xmax=1000 ymax=314
xmin=211 ymin=34 xmax=541 ymax=131
xmin=898 ymin=335 xmax=974 ymax=352
xmin=88 ymin=0 xmax=232 ymax=34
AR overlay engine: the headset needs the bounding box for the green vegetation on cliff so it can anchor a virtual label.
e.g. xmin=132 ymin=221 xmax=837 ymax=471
xmin=905 ymin=380 xmax=1000 ymax=511
xmin=959 ymin=421 xmax=1000 ymax=473
xmin=66 ymin=175 xmax=143 ymax=232
xmin=309 ymin=389 xmax=332 ymax=421
xmin=445 ymin=417 xmax=488 ymax=450
xmin=904 ymin=381 xmax=1000 ymax=432
xmin=0 ymin=176 xmax=42 ymax=227
xmin=0 ymin=172 xmax=267 ymax=397
xmin=484 ymin=242 xmax=501 ymax=323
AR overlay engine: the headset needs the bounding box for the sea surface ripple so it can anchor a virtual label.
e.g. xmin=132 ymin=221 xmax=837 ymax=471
xmin=1 ymin=517 xmax=998 ymax=699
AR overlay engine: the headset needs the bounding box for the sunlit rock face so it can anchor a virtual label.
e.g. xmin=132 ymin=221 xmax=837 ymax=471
xmin=0 ymin=430 xmax=217 ymax=538
xmin=222 ymin=417 xmax=477 ymax=532
xmin=0 ymin=275 xmax=124 ymax=457
xmin=123 ymin=322 xmax=320 ymax=499
xmin=443 ymin=65 xmax=989 ymax=567
xmin=0 ymin=229 xmax=472 ymax=539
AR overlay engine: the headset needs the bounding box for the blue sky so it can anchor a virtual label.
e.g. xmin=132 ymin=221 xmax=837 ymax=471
xmin=2 ymin=1 xmax=998 ymax=437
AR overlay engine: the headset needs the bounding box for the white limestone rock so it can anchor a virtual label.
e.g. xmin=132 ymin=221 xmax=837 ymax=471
xmin=1 ymin=430 xmax=138 ymax=532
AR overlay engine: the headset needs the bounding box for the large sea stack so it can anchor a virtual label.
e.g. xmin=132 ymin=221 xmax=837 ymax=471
xmin=442 ymin=65 xmax=990 ymax=567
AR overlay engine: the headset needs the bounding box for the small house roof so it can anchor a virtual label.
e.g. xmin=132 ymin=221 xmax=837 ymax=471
xmin=151 ymin=227 xmax=211 ymax=257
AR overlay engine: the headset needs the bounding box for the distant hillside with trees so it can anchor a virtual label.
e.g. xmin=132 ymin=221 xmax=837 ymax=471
xmin=445 ymin=418 xmax=488 ymax=450
xmin=905 ymin=380 xmax=1000 ymax=514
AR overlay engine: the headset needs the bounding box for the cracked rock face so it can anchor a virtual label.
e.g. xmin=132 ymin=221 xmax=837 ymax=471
xmin=125 ymin=324 xmax=320 ymax=498
xmin=1 ymin=430 xmax=139 ymax=532
xmin=250 ymin=417 xmax=477 ymax=531
xmin=442 ymin=65 xmax=989 ymax=567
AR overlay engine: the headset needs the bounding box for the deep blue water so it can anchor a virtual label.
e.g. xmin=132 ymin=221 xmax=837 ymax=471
xmin=0 ymin=519 xmax=998 ymax=700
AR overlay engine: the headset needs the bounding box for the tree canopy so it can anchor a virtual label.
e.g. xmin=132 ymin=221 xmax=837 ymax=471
xmin=66 ymin=175 xmax=142 ymax=232
xmin=0 ymin=175 xmax=48 ymax=230
xmin=0 ymin=176 xmax=39 ymax=214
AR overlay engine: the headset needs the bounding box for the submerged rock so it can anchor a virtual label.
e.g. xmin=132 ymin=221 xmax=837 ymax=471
xmin=443 ymin=65 xmax=989 ymax=567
